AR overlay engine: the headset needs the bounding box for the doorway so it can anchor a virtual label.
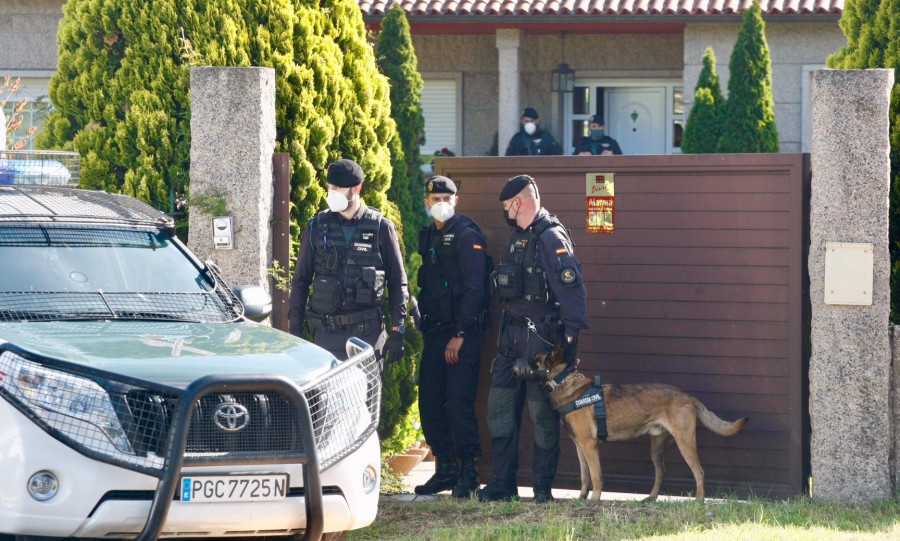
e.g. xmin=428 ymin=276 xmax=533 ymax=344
xmin=564 ymin=82 xmax=684 ymax=156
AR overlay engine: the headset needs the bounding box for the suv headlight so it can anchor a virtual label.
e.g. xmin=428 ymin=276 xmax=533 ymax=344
xmin=0 ymin=351 xmax=132 ymax=455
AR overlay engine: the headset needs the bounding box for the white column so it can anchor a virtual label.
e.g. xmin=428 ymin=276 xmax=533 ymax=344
xmin=496 ymin=29 xmax=522 ymax=155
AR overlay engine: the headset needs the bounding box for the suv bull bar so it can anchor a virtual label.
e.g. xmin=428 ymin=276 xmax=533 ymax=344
xmin=134 ymin=337 xmax=377 ymax=541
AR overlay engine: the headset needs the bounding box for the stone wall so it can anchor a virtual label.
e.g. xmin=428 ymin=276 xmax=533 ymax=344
xmin=188 ymin=67 xmax=276 ymax=296
xmin=892 ymin=327 xmax=900 ymax=494
xmin=0 ymin=0 xmax=64 ymax=72
xmin=809 ymin=68 xmax=894 ymax=502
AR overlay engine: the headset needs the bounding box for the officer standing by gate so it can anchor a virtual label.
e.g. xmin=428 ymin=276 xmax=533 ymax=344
xmin=476 ymin=174 xmax=588 ymax=503
xmin=414 ymin=176 xmax=490 ymax=498
xmin=288 ymin=159 xmax=409 ymax=364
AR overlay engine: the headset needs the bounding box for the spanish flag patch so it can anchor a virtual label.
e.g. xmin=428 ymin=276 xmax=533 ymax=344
xmin=473 ymin=244 xmax=483 ymax=251
xmin=555 ymin=247 xmax=568 ymax=255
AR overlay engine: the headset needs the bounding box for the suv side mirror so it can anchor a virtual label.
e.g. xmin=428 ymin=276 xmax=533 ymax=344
xmin=232 ymin=285 xmax=273 ymax=322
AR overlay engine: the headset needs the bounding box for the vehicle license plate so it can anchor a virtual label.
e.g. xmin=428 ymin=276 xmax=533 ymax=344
xmin=180 ymin=474 xmax=289 ymax=503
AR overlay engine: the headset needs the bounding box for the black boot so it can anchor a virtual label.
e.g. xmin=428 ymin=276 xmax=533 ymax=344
xmin=475 ymin=477 xmax=518 ymax=502
xmin=451 ymin=458 xmax=479 ymax=498
xmin=414 ymin=456 xmax=459 ymax=495
xmin=532 ymin=480 xmax=555 ymax=503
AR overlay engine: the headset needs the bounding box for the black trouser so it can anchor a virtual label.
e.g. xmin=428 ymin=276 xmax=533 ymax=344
xmin=419 ymin=327 xmax=484 ymax=460
xmin=486 ymin=319 xmax=560 ymax=488
xmin=311 ymin=316 xmax=386 ymax=362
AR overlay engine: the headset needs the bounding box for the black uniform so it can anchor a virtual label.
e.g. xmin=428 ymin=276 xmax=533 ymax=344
xmin=505 ymin=129 xmax=563 ymax=156
xmin=573 ymin=135 xmax=623 ymax=155
xmin=288 ymin=205 xmax=408 ymax=360
xmin=417 ymin=213 xmax=489 ymax=463
xmin=484 ymin=209 xmax=588 ymax=499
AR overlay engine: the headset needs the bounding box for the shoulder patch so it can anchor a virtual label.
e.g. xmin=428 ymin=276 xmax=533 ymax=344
xmin=555 ymin=247 xmax=568 ymax=255
xmin=560 ymin=267 xmax=577 ymax=284
xmin=473 ymin=244 xmax=483 ymax=251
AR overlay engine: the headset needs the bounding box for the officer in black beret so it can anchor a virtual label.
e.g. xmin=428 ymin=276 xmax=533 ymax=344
xmin=505 ymin=107 xmax=563 ymax=157
xmin=413 ymin=176 xmax=492 ymax=498
xmin=289 ymin=159 xmax=409 ymax=365
xmin=573 ymin=115 xmax=623 ymax=156
xmin=476 ymin=174 xmax=588 ymax=503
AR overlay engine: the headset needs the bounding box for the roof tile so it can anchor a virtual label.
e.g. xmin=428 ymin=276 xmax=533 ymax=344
xmin=361 ymin=0 xmax=843 ymax=16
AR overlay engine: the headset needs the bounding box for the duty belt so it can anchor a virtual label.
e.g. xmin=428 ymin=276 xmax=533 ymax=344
xmin=419 ymin=316 xmax=454 ymax=334
xmin=310 ymin=307 xmax=382 ymax=330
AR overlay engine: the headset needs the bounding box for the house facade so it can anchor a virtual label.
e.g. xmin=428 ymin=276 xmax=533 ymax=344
xmin=2 ymin=1 xmax=845 ymax=155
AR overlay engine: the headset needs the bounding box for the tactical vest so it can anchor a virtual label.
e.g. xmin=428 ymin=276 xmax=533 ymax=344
xmin=308 ymin=208 xmax=385 ymax=315
xmin=493 ymin=214 xmax=567 ymax=310
xmin=416 ymin=216 xmax=479 ymax=326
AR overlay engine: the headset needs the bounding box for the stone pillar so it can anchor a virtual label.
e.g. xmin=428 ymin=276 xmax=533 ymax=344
xmin=188 ymin=67 xmax=276 ymax=293
xmin=496 ymin=29 xmax=522 ymax=155
xmin=809 ymin=69 xmax=894 ymax=502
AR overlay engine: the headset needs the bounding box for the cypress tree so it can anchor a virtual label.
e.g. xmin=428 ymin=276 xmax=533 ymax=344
xmin=37 ymin=0 xmax=249 ymax=207
xmin=40 ymin=0 xmax=415 ymax=444
xmin=682 ymin=88 xmax=718 ymax=154
xmin=376 ymin=4 xmax=428 ymax=257
xmin=682 ymin=47 xmax=724 ymax=154
xmin=373 ymin=5 xmax=434 ymax=452
xmin=716 ymin=0 xmax=779 ymax=153
xmin=828 ymin=0 xmax=900 ymax=320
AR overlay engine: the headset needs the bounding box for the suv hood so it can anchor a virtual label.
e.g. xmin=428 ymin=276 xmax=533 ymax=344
xmin=0 ymin=320 xmax=339 ymax=388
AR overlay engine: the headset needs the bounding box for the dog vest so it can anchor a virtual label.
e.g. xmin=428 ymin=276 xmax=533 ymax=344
xmin=556 ymin=376 xmax=608 ymax=441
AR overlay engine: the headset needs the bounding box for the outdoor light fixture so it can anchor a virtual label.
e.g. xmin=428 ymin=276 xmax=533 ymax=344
xmin=551 ymin=33 xmax=575 ymax=93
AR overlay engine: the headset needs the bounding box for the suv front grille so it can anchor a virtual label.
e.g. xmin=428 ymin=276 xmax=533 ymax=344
xmin=123 ymin=390 xmax=306 ymax=456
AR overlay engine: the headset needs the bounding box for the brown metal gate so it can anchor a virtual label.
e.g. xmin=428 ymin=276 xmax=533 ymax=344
xmin=437 ymin=153 xmax=810 ymax=499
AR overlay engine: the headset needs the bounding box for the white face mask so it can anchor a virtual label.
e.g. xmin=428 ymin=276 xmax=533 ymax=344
xmin=326 ymin=188 xmax=353 ymax=212
xmin=430 ymin=201 xmax=455 ymax=222
xmin=524 ymin=122 xmax=537 ymax=136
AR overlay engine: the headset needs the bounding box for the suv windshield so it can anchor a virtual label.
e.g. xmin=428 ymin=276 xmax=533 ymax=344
xmin=0 ymin=225 xmax=242 ymax=323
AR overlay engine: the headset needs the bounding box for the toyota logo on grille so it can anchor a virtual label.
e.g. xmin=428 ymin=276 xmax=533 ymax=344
xmin=213 ymin=403 xmax=250 ymax=432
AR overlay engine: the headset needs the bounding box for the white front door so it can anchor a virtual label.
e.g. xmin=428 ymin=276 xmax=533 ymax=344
xmin=607 ymin=87 xmax=665 ymax=155
xmin=564 ymin=82 xmax=681 ymax=156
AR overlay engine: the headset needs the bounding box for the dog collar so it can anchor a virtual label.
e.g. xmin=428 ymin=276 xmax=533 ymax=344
xmin=544 ymin=363 xmax=575 ymax=392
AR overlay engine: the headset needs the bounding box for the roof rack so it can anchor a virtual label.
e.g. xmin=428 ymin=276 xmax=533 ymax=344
xmin=0 ymin=185 xmax=173 ymax=228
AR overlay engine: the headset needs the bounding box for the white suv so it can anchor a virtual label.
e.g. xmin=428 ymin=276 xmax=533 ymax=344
xmin=0 ymin=179 xmax=381 ymax=540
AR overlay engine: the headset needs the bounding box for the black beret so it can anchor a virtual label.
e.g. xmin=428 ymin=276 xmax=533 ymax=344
xmin=522 ymin=107 xmax=539 ymax=120
xmin=425 ymin=175 xmax=457 ymax=195
xmin=588 ymin=115 xmax=605 ymax=125
xmin=499 ymin=174 xmax=535 ymax=201
xmin=326 ymin=159 xmax=364 ymax=187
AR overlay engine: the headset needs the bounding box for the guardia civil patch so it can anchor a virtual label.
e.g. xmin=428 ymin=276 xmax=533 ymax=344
xmin=560 ymin=268 xmax=576 ymax=284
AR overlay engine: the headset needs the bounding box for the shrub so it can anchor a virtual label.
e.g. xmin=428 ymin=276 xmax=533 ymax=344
xmin=828 ymin=0 xmax=900 ymax=321
xmin=682 ymin=47 xmax=724 ymax=154
xmin=716 ymin=0 xmax=779 ymax=153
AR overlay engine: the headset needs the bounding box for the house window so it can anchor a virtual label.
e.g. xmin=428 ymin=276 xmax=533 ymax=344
xmin=2 ymin=77 xmax=51 ymax=150
xmin=419 ymin=78 xmax=459 ymax=157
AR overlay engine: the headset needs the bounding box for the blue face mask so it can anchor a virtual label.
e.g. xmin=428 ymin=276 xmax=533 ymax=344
xmin=590 ymin=129 xmax=605 ymax=139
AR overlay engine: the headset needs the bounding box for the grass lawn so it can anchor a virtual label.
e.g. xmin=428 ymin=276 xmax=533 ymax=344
xmin=350 ymin=496 xmax=900 ymax=541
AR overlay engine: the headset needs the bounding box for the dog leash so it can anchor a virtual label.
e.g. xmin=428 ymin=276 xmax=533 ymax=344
xmin=523 ymin=317 xmax=576 ymax=391
xmin=524 ymin=317 xmax=556 ymax=347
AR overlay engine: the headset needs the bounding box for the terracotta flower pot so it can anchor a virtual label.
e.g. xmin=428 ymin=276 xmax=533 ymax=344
xmin=388 ymin=453 xmax=423 ymax=476
xmin=405 ymin=448 xmax=428 ymax=460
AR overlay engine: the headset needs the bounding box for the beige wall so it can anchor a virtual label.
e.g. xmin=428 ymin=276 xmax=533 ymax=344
xmin=3 ymin=6 xmax=846 ymax=157
xmin=684 ymin=22 xmax=846 ymax=153
xmin=0 ymin=0 xmax=64 ymax=73
xmin=414 ymin=32 xmax=684 ymax=156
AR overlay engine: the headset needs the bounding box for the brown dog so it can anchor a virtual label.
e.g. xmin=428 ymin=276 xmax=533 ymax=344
xmin=531 ymin=348 xmax=747 ymax=501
